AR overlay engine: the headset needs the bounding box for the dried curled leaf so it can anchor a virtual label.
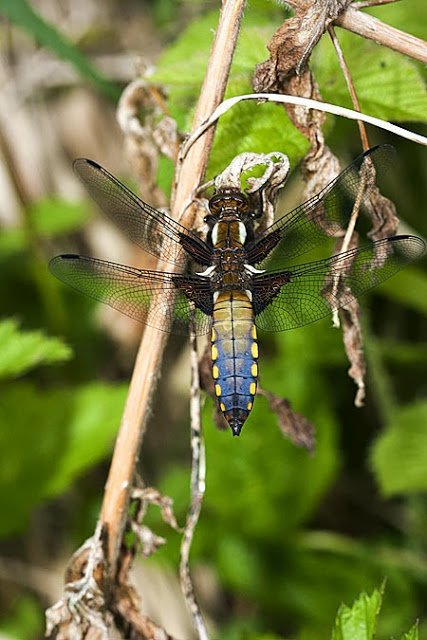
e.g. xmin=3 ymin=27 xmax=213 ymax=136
xmin=46 ymin=526 xmax=113 ymax=640
xmin=253 ymin=0 xmax=351 ymax=91
xmin=366 ymin=188 xmax=399 ymax=240
xmin=211 ymin=150 xmax=290 ymax=229
xmin=339 ymin=301 xmax=366 ymax=408
xmin=117 ymin=78 xmax=179 ymax=205
xmin=46 ymin=521 xmax=178 ymax=640
xmin=253 ymin=2 xmax=401 ymax=404
xmin=114 ymin=546 xmax=174 ymax=640
xmin=131 ymin=524 xmax=166 ymax=557
xmin=259 ymin=387 xmax=316 ymax=453
xmin=131 ymin=486 xmax=182 ymax=533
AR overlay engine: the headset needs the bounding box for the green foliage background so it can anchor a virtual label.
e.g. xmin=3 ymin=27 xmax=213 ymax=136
xmin=0 ymin=0 xmax=426 ymax=639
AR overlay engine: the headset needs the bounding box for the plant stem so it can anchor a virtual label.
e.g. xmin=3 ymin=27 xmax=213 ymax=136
xmin=336 ymin=5 xmax=427 ymax=64
xmin=99 ymin=0 xmax=247 ymax=577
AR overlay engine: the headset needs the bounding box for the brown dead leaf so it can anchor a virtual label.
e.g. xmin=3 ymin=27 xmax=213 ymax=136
xmin=339 ymin=300 xmax=366 ymax=407
xmin=112 ymin=547 xmax=174 ymax=640
xmin=259 ymin=388 xmax=316 ymax=452
xmin=117 ymin=79 xmax=178 ymax=206
xmin=131 ymin=487 xmax=182 ymax=533
xmin=46 ymin=493 xmax=181 ymax=640
xmin=45 ymin=528 xmax=113 ymax=640
xmin=130 ymin=524 xmax=167 ymax=557
xmin=253 ymin=0 xmax=351 ymax=92
xmin=199 ymin=344 xmax=215 ymax=399
xmin=321 ymin=234 xmax=367 ymax=408
xmin=366 ymin=187 xmax=399 ymax=240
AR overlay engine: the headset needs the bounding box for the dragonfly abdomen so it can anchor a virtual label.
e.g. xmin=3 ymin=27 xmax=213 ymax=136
xmin=211 ymin=290 xmax=258 ymax=436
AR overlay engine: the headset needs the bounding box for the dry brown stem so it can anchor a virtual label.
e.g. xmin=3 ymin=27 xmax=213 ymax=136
xmin=281 ymin=0 xmax=427 ymax=66
xmin=336 ymin=4 xmax=427 ymax=64
xmin=328 ymin=26 xmax=369 ymax=152
xmin=99 ymin=0 xmax=246 ymax=581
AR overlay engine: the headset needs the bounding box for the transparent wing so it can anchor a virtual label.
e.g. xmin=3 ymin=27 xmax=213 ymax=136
xmin=252 ymin=236 xmax=425 ymax=332
xmin=49 ymin=254 xmax=213 ymax=336
xmin=74 ymin=159 xmax=212 ymax=267
xmin=246 ymin=145 xmax=395 ymax=269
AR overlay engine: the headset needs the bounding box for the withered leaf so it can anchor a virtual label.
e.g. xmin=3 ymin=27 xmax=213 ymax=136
xmin=366 ymin=187 xmax=399 ymax=240
xmin=339 ymin=300 xmax=366 ymax=408
xmin=253 ymin=0 xmax=351 ymax=91
xmin=259 ymin=387 xmax=316 ymax=452
xmin=131 ymin=487 xmax=182 ymax=532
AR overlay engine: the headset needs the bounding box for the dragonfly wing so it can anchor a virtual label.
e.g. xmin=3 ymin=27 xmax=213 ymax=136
xmin=74 ymin=159 xmax=212 ymax=267
xmin=246 ymin=145 xmax=395 ymax=269
xmin=252 ymin=235 xmax=425 ymax=332
xmin=49 ymin=254 xmax=213 ymax=336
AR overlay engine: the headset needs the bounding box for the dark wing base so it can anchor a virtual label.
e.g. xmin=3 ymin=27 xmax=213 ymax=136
xmin=246 ymin=145 xmax=396 ymax=269
xmin=49 ymin=254 xmax=213 ymax=336
xmin=252 ymin=236 xmax=425 ymax=332
xmin=73 ymin=158 xmax=213 ymax=267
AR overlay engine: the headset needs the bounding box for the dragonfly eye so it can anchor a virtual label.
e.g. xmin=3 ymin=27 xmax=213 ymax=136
xmin=209 ymin=191 xmax=249 ymax=215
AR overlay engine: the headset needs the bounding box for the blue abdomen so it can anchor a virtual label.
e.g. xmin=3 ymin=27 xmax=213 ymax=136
xmin=212 ymin=290 xmax=258 ymax=436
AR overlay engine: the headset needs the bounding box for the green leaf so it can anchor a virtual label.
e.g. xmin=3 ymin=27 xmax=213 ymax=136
xmin=0 ymin=381 xmax=127 ymax=536
xmin=314 ymin=33 xmax=427 ymax=122
xmin=151 ymin=11 xmax=309 ymax=177
xmin=370 ymin=401 xmax=427 ymax=496
xmin=0 ymin=0 xmax=120 ymax=100
xmin=0 ymin=318 xmax=72 ymax=380
xmin=401 ymin=623 xmax=419 ymax=640
xmin=151 ymin=14 xmax=279 ymax=89
xmin=44 ymin=381 xmax=128 ymax=495
xmin=332 ymin=587 xmax=382 ymax=640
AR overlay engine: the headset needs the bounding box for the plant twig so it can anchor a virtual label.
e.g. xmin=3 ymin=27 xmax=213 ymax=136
xmin=99 ymin=0 xmax=246 ymax=580
xmin=353 ymin=0 xmax=401 ymax=7
xmin=180 ymin=314 xmax=208 ymax=639
xmin=181 ymin=93 xmax=427 ymax=161
xmin=328 ymin=25 xmax=370 ymax=152
xmin=331 ymin=167 xmax=367 ymax=329
xmin=336 ymin=4 xmax=427 ymax=65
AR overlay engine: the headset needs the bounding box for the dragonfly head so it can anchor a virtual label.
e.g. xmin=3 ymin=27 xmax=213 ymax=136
xmin=208 ymin=190 xmax=250 ymax=221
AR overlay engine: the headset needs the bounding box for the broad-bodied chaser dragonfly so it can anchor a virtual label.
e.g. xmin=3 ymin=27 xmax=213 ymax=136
xmin=49 ymin=146 xmax=425 ymax=436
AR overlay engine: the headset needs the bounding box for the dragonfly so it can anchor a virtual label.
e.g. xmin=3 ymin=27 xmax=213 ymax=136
xmin=49 ymin=146 xmax=425 ymax=436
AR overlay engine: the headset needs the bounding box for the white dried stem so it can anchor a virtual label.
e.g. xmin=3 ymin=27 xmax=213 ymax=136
xmin=181 ymin=93 xmax=427 ymax=161
xmin=179 ymin=317 xmax=208 ymax=640
xmin=331 ymin=166 xmax=367 ymax=328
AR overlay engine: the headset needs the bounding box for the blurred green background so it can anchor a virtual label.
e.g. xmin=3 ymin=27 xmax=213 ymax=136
xmin=0 ymin=0 xmax=426 ymax=638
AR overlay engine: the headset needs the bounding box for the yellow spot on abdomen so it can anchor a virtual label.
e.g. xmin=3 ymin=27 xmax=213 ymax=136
xmin=212 ymin=344 xmax=218 ymax=360
xmin=251 ymin=325 xmax=257 ymax=339
xmin=212 ymin=328 xmax=217 ymax=341
xmin=251 ymin=363 xmax=258 ymax=377
xmin=215 ymin=384 xmax=222 ymax=397
xmin=249 ymin=382 xmax=257 ymax=396
xmin=251 ymin=342 xmax=258 ymax=358
xmin=220 ymin=402 xmax=226 ymax=412
xmin=247 ymin=401 xmax=253 ymax=411
xmin=212 ymin=364 xmax=219 ymax=379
